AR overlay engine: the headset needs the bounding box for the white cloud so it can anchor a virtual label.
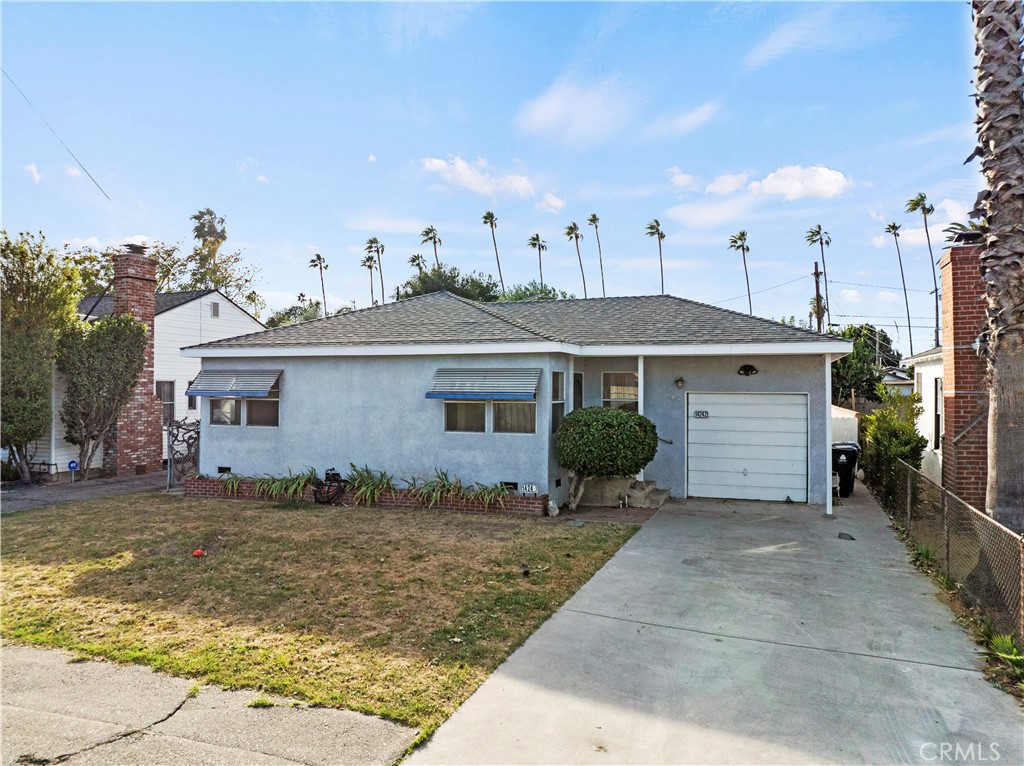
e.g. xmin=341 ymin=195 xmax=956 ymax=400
xmin=517 ymin=76 xmax=640 ymax=149
xmin=665 ymin=167 xmax=699 ymax=190
xmin=121 ymin=234 xmax=149 ymax=246
xmin=871 ymin=235 xmax=887 ymax=249
xmin=367 ymin=153 xmax=377 ymax=163
xmin=237 ymin=157 xmax=258 ymax=173
xmin=747 ymin=165 xmax=852 ymax=200
xmin=256 ymin=174 xmax=269 ymax=184
xmin=26 ymin=163 xmax=42 ymax=184
xmin=536 ymin=192 xmax=566 ymax=214
xmin=644 ymin=101 xmax=720 ymax=139
xmin=744 ymin=11 xmax=829 ymax=71
xmin=62 ymin=236 xmax=103 ymax=250
xmin=876 ymin=291 xmax=900 ymax=305
xmin=705 ymin=172 xmax=749 ymax=196
xmin=838 ymin=288 xmax=861 ymax=304
xmin=65 ymin=166 xmax=81 ymax=178
xmin=665 ymin=196 xmax=755 ymax=229
xmin=421 ymin=156 xmax=534 ymax=198
xmin=937 ymin=198 xmax=970 ymax=223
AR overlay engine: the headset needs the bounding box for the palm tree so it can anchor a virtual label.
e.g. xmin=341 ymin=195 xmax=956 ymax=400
xmin=409 ymin=254 xmax=427 ymax=274
xmin=970 ymin=0 xmax=1024 ymax=526
xmin=564 ymin=222 xmax=587 ymax=298
xmin=805 ymin=225 xmax=832 ymax=327
xmin=885 ymin=223 xmax=914 ymax=355
xmin=366 ymin=237 xmax=385 ymax=304
xmin=308 ymin=252 xmax=329 ymax=318
xmin=645 ymin=219 xmax=666 ymax=295
xmin=360 ymin=254 xmax=377 ymax=306
xmin=482 ymin=211 xmax=505 ymax=295
xmin=728 ymin=231 xmax=752 ymax=315
xmin=527 ymin=233 xmax=547 ymax=288
xmin=587 ymin=213 xmax=606 ymax=298
xmin=420 ymin=226 xmax=442 ymax=268
xmin=905 ymin=193 xmax=940 ymax=348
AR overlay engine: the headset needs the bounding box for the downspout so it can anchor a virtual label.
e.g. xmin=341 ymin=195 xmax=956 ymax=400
xmin=637 ymin=355 xmax=645 ymax=481
xmin=824 ymin=353 xmax=833 ymax=517
xmin=50 ymin=363 xmax=57 ymax=475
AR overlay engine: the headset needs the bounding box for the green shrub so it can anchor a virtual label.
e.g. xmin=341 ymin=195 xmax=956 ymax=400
xmin=862 ymin=386 xmax=927 ymax=499
xmin=556 ymin=407 xmax=658 ymax=510
xmin=345 ymin=463 xmax=395 ymax=506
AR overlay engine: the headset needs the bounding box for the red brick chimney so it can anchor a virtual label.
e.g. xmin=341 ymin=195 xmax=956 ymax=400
xmin=940 ymin=243 xmax=989 ymax=509
xmin=102 ymin=244 xmax=163 ymax=476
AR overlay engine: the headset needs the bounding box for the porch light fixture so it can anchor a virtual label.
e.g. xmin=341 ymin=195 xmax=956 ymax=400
xmin=738 ymin=364 xmax=758 ymax=377
xmin=674 ymin=376 xmax=685 ymax=388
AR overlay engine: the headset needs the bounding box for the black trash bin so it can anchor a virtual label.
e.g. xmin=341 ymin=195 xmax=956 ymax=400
xmin=832 ymin=442 xmax=860 ymax=498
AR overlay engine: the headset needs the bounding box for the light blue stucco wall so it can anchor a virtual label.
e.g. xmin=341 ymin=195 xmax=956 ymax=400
xmin=198 ymin=350 xmax=830 ymax=507
xmin=198 ymin=353 xmax=557 ymax=499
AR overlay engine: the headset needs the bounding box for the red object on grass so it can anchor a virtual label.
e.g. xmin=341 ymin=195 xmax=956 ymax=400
xmin=193 ymin=549 xmax=205 ymax=558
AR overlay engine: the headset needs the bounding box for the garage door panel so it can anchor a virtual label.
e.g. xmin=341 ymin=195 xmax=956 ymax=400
xmin=687 ymin=392 xmax=808 ymax=503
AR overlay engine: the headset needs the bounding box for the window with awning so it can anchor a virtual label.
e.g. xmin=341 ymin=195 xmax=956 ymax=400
xmin=425 ymin=368 xmax=541 ymax=401
xmin=186 ymin=370 xmax=282 ymax=398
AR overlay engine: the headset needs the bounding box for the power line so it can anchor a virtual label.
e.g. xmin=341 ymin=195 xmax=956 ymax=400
xmin=3 ymin=67 xmax=138 ymax=234
xmin=711 ymin=274 xmax=811 ymax=306
xmin=831 ymin=279 xmax=932 ymax=293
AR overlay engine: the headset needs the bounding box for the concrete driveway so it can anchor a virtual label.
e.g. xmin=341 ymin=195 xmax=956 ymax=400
xmin=412 ymin=487 xmax=1023 ymax=765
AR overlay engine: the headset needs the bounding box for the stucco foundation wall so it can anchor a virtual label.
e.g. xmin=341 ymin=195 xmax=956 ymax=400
xmin=574 ymin=354 xmax=829 ymax=505
xmin=198 ymin=354 xmax=555 ymax=497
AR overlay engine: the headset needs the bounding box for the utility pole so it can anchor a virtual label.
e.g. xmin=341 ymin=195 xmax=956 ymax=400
xmin=813 ymin=261 xmax=823 ymax=333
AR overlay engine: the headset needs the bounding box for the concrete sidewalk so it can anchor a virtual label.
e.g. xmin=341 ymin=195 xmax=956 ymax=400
xmin=0 ymin=472 xmax=168 ymax=514
xmin=1 ymin=646 xmax=417 ymax=766
xmin=411 ymin=485 xmax=1024 ymax=764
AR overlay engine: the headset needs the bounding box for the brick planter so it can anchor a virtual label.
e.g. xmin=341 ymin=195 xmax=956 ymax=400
xmin=183 ymin=477 xmax=548 ymax=516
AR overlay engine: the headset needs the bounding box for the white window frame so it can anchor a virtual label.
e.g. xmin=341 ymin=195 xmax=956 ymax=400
xmin=602 ymin=371 xmax=639 ymax=411
xmin=494 ymin=401 xmax=537 ymax=435
xmin=444 ymin=401 xmax=487 ymax=433
xmin=441 ymin=400 xmax=537 ymax=435
xmin=207 ymin=381 xmax=280 ymax=429
xmin=551 ymin=371 xmax=565 ymax=433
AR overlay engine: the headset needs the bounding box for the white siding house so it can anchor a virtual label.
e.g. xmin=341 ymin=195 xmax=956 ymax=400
xmin=906 ymin=347 xmax=943 ymax=485
xmin=30 ymin=290 xmax=263 ymax=476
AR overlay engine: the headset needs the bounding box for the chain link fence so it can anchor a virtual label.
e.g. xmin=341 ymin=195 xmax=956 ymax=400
xmin=863 ymin=448 xmax=1023 ymax=643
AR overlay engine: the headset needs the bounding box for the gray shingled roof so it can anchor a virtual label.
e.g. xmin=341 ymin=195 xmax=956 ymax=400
xmin=79 ymin=290 xmax=215 ymax=319
xmin=190 ymin=291 xmax=840 ymax=350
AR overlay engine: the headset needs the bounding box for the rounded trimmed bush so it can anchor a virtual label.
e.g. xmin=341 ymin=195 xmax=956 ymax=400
xmin=556 ymin=406 xmax=658 ymax=481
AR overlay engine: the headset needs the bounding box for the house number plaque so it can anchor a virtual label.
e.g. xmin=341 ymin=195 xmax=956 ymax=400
xmin=693 ymin=410 xmax=710 ymax=419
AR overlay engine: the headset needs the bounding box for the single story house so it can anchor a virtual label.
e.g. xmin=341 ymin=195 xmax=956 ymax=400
xmin=905 ymin=346 xmax=944 ymax=485
xmin=880 ymin=368 xmax=914 ymax=396
xmin=183 ymin=292 xmax=851 ymax=511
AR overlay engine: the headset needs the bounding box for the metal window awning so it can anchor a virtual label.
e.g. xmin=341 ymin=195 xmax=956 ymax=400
xmin=425 ymin=368 xmax=541 ymax=401
xmin=186 ymin=370 xmax=282 ymax=397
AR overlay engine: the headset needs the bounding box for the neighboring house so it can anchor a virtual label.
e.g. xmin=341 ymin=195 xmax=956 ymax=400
xmin=880 ymin=368 xmax=914 ymax=396
xmin=905 ymin=346 xmax=943 ymax=485
xmin=31 ymin=256 xmax=264 ymax=477
xmin=184 ymin=292 xmax=851 ymax=511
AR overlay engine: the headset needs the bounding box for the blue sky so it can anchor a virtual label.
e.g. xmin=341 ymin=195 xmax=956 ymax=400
xmin=3 ymin=2 xmax=980 ymax=355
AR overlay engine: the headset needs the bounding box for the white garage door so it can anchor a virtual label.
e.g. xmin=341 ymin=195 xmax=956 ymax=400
xmin=686 ymin=392 xmax=808 ymax=502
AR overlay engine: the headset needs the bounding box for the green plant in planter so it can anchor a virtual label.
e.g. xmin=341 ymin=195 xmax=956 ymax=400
xmin=221 ymin=473 xmax=244 ymax=497
xmin=556 ymin=407 xmax=658 ymax=511
xmin=412 ymin=469 xmax=465 ymax=508
xmin=465 ymin=481 xmax=510 ymax=510
xmin=345 ymin=464 xmax=396 ymax=506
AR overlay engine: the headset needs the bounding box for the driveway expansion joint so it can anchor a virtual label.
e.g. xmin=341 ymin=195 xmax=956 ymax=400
xmin=562 ymin=606 xmax=984 ymax=673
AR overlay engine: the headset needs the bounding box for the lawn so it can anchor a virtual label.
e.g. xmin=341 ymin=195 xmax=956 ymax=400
xmin=0 ymin=493 xmax=636 ymax=736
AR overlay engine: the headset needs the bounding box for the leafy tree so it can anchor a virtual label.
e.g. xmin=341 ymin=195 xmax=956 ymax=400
xmin=408 ymin=254 xmax=427 ymax=273
xmin=969 ymin=0 xmax=1024 ymax=528
xmin=190 ymin=207 xmax=227 ymax=250
xmin=57 ymin=314 xmax=147 ymax=479
xmin=394 ymin=263 xmax=500 ymax=302
xmin=805 ymin=225 xmax=832 ymax=327
xmin=482 ymin=211 xmax=505 ymax=295
xmin=527 ymin=233 xmax=547 ymax=287
xmin=556 ymin=407 xmax=658 ymax=511
xmin=1 ymin=232 xmax=81 ymax=479
xmin=905 ymin=192 xmax=939 ymax=348
xmin=564 ymin=221 xmax=587 ymax=298
xmin=265 ymin=294 xmax=324 ymax=328
xmin=861 ymin=387 xmax=928 ymax=498
xmin=365 ymin=237 xmax=385 ymax=304
xmin=728 ymin=230 xmax=752 ymax=315
xmin=309 ymin=252 xmax=329 ymax=318
xmin=587 ymin=213 xmax=606 ymax=298
xmin=68 ymin=241 xmax=183 ymax=297
xmin=645 ymin=218 xmax=666 ymax=295
xmin=885 ymin=222 xmax=914 ymax=355
xmin=498 ymin=281 xmax=573 ymax=302
xmin=360 ymin=253 xmax=377 ymax=305
xmin=831 ymin=324 xmax=901 ymax=406
xmin=943 ymin=219 xmax=988 ymax=242
xmin=420 ymin=225 xmax=442 ymax=268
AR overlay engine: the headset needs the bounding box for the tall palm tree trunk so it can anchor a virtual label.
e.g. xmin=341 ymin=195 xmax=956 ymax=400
xmin=658 ymin=241 xmax=664 ymax=295
xmin=378 ymin=253 xmax=385 ymax=305
xmin=819 ymin=241 xmax=831 ymax=327
xmin=922 ymin=215 xmax=940 ymax=347
xmin=893 ymin=235 xmax=914 ymax=355
xmin=368 ymin=269 xmax=375 ymax=306
xmin=490 ymin=228 xmax=505 ymax=294
xmin=742 ymin=247 xmax=752 ymax=315
xmin=972 ymin=0 xmax=1024 ymax=529
xmin=432 ymin=242 xmax=439 ymax=268
xmin=538 ymin=250 xmax=544 ymax=288
xmin=594 ymin=227 xmax=606 ymax=297
xmin=319 ymin=268 xmax=328 ymax=318
xmin=574 ymin=239 xmax=587 ymax=298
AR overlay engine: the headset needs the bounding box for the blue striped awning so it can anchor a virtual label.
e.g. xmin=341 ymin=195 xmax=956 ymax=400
xmin=186 ymin=370 xmax=282 ymax=397
xmin=425 ymin=368 xmax=541 ymax=401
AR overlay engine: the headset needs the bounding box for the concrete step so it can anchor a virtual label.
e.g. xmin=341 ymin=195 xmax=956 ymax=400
xmin=623 ymin=485 xmax=671 ymax=509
